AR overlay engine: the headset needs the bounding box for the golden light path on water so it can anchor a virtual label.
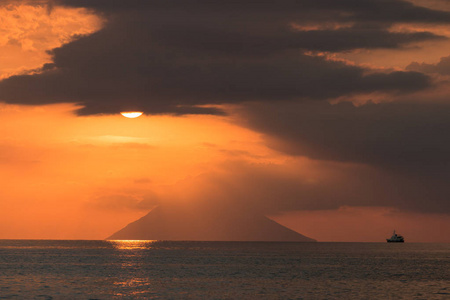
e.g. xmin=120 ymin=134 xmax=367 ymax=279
xmin=120 ymin=112 xmax=143 ymax=118
xmin=107 ymin=240 xmax=158 ymax=296
xmin=108 ymin=240 xmax=157 ymax=250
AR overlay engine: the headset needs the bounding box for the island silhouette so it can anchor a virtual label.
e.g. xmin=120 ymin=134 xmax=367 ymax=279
xmin=108 ymin=204 xmax=315 ymax=242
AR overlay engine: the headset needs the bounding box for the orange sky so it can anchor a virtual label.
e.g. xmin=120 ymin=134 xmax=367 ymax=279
xmin=1 ymin=1 xmax=449 ymax=242
xmin=1 ymin=102 xmax=448 ymax=241
xmin=0 ymin=3 xmax=102 ymax=79
xmin=0 ymin=103 xmax=275 ymax=239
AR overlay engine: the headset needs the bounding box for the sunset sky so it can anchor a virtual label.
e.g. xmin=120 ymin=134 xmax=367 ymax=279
xmin=1 ymin=0 xmax=449 ymax=242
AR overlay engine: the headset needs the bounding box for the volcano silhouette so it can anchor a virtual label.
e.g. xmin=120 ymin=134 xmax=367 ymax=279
xmin=108 ymin=205 xmax=315 ymax=242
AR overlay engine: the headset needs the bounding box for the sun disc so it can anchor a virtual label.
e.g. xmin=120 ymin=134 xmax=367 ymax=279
xmin=120 ymin=112 xmax=143 ymax=118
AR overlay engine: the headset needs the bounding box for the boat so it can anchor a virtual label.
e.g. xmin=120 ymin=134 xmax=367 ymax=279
xmin=386 ymin=230 xmax=404 ymax=243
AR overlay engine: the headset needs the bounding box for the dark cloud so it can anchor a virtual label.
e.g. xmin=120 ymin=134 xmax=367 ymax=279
xmin=237 ymin=100 xmax=450 ymax=213
xmin=305 ymin=0 xmax=450 ymax=23
xmin=285 ymin=28 xmax=444 ymax=52
xmin=239 ymin=101 xmax=450 ymax=170
xmin=407 ymin=55 xmax=450 ymax=75
xmin=58 ymin=0 xmax=450 ymax=24
xmin=137 ymin=159 xmax=450 ymax=215
xmin=141 ymin=24 xmax=444 ymax=55
xmin=0 ymin=0 xmax=445 ymax=115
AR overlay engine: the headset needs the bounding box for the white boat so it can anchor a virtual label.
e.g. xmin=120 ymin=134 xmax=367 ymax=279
xmin=386 ymin=230 xmax=404 ymax=243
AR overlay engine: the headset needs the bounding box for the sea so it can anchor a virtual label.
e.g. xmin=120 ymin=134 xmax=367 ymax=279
xmin=0 ymin=240 xmax=448 ymax=299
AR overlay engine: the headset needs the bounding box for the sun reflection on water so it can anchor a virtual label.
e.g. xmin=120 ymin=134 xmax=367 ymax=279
xmin=108 ymin=240 xmax=156 ymax=295
xmin=107 ymin=240 xmax=157 ymax=250
xmin=113 ymin=278 xmax=153 ymax=297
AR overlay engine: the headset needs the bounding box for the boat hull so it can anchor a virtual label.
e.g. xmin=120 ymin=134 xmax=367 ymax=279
xmin=386 ymin=239 xmax=404 ymax=243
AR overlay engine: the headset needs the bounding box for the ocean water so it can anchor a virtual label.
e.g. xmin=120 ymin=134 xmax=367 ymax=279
xmin=0 ymin=240 xmax=448 ymax=299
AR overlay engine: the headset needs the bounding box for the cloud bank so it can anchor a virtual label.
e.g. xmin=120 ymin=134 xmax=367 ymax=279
xmin=1 ymin=0 xmax=448 ymax=115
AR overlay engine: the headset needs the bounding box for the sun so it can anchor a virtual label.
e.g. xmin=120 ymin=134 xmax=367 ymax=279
xmin=120 ymin=112 xmax=143 ymax=118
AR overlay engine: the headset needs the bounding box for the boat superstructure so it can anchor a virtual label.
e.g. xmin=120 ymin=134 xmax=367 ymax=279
xmin=386 ymin=230 xmax=404 ymax=243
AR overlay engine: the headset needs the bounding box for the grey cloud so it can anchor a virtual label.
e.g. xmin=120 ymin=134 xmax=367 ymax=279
xmin=288 ymin=29 xmax=444 ymax=52
xmin=303 ymin=0 xmax=450 ymax=23
xmin=0 ymin=54 xmax=430 ymax=115
xmin=59 ymin=0 xmax=450 ymax=24
xmin=240 ymin=101 xmax=450 ymax=170
xmin=147 ymin=25 xmax=444 ymax=55
xmin=237 ymin=99 xmax=450 ymax=213
xmin=0 ymin=0 xmax=444 ymax=115
xmin=139 ymin=160 xmax=450 ymax=215
xmin=407 ymin=55 xmax=450 ymax=75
